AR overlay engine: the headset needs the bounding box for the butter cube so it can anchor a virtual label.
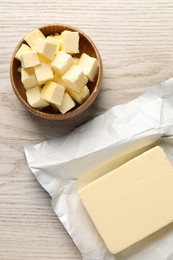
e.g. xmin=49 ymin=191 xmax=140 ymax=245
xmin=15 ymin=44 xmax=32 ymax=61
xmin=67 ymin=85 xmax=90 ymax=104
xmin=77 ymin=53 xmax=99 ymax=81
xmin=47 ymin=36 xmax=61 ymax=54
xmin=41 ymin=81 xmax=65 ymax=105
xmin=38 ymin=53 xmax=51 ymax=63
xmin=24 ymin=29 xmax=45 ymax=49
xmin=34 ymin=38 xmax=58 ymax=60
xmin=53 ymin=73 xmax=66 ymax=87
xmin=51 ymin=51 xmax=74 ymax=75
xmin=61 ymin=30 xmax=79 ymax=54
xmin=56 ymin=92 xmax=76 ymax=114
xmin=62 ymin=65 xmax=88 ymax=93
xmin=21 ymin=51 xmax=40 ymax=68
xmin=34 ymin=62 xmax=54 ymax=85
xmin=21 ymin=68 xmax=38 ymax=89
xmin=73 ymin=57 xmax=79 ymax=64
xmin=26 ymin=86 xmax=49 ymax=109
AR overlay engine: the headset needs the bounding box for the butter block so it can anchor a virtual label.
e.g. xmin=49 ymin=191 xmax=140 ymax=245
xmin=24 ymin=29 xmax=45 ymax=49
xmin=77 ymin=53 xmax=99 ymax=81
xmin=55 ymin=92 xmax=76 ymax=114
xmin=15 ymin=44 xmax=32 ymax=61
xmin=61 ymin=30 xmax=79 ymax=54
xmin=41 ymin=81 xmax=65 ymax=105
xmin=34 ymin=62 xmax=54 ymax=85
xmin=62 ymin=65 xmax=88 ymax=93
xmin=79 ymin=146 xmax=173 ymax=254
xmin=51 ymin=51 xmax=74 ymax=75
xmin=67 ymin=85 xmax=89 ymax=104
xmin=26 ymin=86 xmax=49 ymax=109
xmin=21 ymin=51 xmax=40 ymax=68
xmin=21 ymin=68 xmax=38 ymax=89
xmin=34 ymin=38 xmax=58 ymax=60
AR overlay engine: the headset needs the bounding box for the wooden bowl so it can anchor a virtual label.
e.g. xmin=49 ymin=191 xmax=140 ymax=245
xmin=10 ymin=24 xmax=102 ymax=120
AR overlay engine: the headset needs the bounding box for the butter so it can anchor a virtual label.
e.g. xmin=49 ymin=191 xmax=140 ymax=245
xmin=24 ymin=29 xmax=45 ymax=49
xmin=73 ymin=57 xmax=79 ymax=64
xmin=26 ymin=86 xmax=49 ymax=109
xmin=53 ymin=73 xmax=66 ymax=87
xmin=34 ymin=62 xmax=54 ymax=85
xmin=51 ymin=51 xmax=74 ymax=75
xmin=67 ymin=85 xmax=89 ymax=104
xmin=41 ymin=81 xmax=65 ymax=105
xmin=34 ymin=38 xmax=58 ymax=60
xmin=55 ymin=92 xmax=76 ymax=114
xmin=21 ymin=67 xmax=38 ymax=89
xmin=15 ymin=44 xmax=32 ymax=61
xmin=79 ymin=146 xmax=173 ymax=254
xmin=61 ymin=30 xmax=79 ymax=54
xmin=38 ymin=53 xmax=51 ymax=63
xmin=77 ymin=53 xmax=99 ymax=81
xmin=47 ymin=36 xmax=61 ymax=54
xmin=21 ymin=51 xmax=40 ymax=68
xmin=62 ymin=65 xmax=88 ymax=93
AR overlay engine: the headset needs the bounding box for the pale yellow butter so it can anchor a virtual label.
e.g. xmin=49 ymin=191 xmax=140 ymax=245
xmin=24 ymin=29 xmax=45 ymax=49
xmin=38 ymin=53 xmax=51 ymax=63
xmin=79 ymin=146 xmax=173 ymax=254
xmin=34 ymin=38 xmax=58 ymax=60
xmin=77 ymin=53 xmax=99 ymax=81
xmin=73 ymin=57 xmax=79 ymax=64
xmin=47 ymin=36 xmax=61 ymax=54
xmin=61 ymin=30 xmax=79 ymax=54
xmin=41 ymin=81 xmax=65 ymax=105
xmin=21 ymin=51 xmax=40 ymax=68
xmin=52 ymin=73 xmax=66 ymax=87
xmin=21 ymin=68 xmax=38 ymax=89
xmin=34 ymin=62 xmax=54 ymax=85
xmin=67 ymin=85 xmax=89 ymax=104
xmin=51 ymin=51 xmax=74 ymax=75
xmin=15 ymin=44 xmax=32 ymax=61
xmin=55 ymin=92 xmax=76 ymax=114
xmin=26 ymin=86 xmax=49 ymax=109
xmin=62 ymin=65 xmax=88 ymax=93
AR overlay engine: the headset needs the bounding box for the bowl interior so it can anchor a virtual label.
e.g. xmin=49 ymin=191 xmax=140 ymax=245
xmin=10 ymin=24 xmax=102 ymax=120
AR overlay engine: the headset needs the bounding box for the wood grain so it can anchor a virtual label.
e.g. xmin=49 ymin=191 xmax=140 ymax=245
xmin=1 ymin=0 xmax=173 ymax=259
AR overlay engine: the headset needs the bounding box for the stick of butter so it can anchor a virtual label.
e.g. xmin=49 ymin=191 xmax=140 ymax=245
xmin=79 ymin=146 xmax=173 ymax=254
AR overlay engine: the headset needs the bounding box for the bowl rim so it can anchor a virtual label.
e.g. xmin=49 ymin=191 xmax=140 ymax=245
xmin=10 ymin=24 xmax=103 ymax=120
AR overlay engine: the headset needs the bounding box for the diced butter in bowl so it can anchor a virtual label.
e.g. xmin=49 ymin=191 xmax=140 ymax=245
xmin=10 ymin=24 xmax=102 ymax=120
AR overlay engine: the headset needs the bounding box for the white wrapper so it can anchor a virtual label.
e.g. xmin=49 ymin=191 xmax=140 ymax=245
xmin=25 ymin=78 xmax=173 ymax=260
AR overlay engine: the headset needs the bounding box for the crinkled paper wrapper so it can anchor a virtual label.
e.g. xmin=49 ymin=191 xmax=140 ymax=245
xmin=25 ymin=78 xmax=173 ymax=260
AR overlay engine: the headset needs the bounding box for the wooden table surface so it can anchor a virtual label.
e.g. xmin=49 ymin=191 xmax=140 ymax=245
xmin=1 ymin=0 xmax=173 ymax=259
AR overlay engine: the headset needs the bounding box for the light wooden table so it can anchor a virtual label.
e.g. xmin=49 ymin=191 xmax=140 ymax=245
xmin=1 ymin=0 xmax=173 ymax=259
